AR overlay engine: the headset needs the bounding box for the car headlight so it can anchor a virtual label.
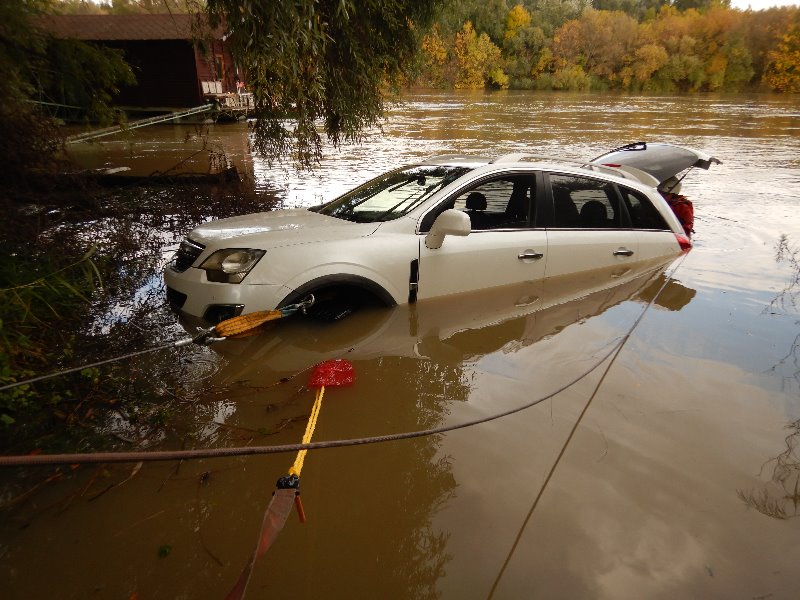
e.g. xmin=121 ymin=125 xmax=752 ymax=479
xmin=199 ymin=249 xmax=265 ymax=283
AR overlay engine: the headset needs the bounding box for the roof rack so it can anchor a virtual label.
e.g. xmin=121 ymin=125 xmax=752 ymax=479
xmin=491 ymin=153 xmax=658 ymax=186
xmin=420 ymin=154 xmax=493 ymax=166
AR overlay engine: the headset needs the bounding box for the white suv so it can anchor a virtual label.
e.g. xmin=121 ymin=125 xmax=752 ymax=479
xmin=164 ymin=142 xmax=719 ymax=322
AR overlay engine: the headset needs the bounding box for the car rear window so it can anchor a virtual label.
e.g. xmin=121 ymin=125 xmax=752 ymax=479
xmin=620 ymin=187 xmax=670 ymax=230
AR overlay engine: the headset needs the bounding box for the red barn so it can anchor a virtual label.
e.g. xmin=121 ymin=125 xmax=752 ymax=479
xmin=39 ymin=13 xmax=240 ymax=110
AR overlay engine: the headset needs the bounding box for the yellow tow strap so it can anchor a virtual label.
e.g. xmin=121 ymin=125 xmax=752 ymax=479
xmin=288 ymin=386 xmax=325 ymax=477
xmin=287 ymin=358 xmax=353 ymax=477
xmin=224 ymin=359 xmax=353 ymax=600
xmin=214 ymin=310 xmax=285 ymax=338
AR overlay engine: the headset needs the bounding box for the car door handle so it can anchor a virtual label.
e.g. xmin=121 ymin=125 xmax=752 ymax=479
xmin=613 ymin=248 xmax=634 ymax=257
xmin=518 ymin=251 xmax=544 ymax=260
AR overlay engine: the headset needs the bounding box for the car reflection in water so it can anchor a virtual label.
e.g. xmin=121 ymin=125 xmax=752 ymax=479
xmin=174 ymin=258 xmax=696 ymax=598
xmin=205 ymin=256 xmax=696 ymax=386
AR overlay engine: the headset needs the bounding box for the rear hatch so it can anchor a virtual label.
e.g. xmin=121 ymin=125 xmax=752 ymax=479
xmin=591 ymin=142 xmax=721 ymax=184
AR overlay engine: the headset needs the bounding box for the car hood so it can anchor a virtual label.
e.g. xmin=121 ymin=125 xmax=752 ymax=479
xmin=590 ymin=142 xmax=721 ymax=184
xmin=188 ymin=209 xmax=380 ymax=248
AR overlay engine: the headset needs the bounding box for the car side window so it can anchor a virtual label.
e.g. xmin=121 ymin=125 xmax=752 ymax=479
xmin=620 ymin=186 xmax=670 ymax=230
xmin=549 ymin=174 xmax=620 ymax=229
xmin=449 ymin=175 xmax=535 ymax=231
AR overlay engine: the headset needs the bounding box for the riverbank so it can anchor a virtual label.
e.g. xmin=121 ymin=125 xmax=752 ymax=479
xmin=0 ymin=174 xmax=277 ymax=453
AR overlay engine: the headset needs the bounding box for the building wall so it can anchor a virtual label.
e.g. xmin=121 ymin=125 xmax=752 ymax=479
xmin=106 ymin=39 xmax=201 ymax=108
xmin=194 ymin=39 xmax=239 ymax=94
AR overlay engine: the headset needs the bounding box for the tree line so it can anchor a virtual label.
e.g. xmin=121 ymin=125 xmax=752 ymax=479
xmin=413 ymin=0 xmax=800 ymax=93
xmin=58 ymin=0 xmax=800 ymax=93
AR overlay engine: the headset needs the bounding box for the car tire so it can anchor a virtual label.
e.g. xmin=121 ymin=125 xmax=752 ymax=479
xmin=306 ymin=299 xmax=356 ymax=322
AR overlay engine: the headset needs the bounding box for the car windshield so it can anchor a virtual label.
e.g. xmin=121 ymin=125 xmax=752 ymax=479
xmin=318 ymin=165 xmax=473 ymax=223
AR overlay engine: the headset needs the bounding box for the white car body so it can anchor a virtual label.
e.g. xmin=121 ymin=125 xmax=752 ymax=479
xmin=164 ymin=143 xmax=719 ymax=322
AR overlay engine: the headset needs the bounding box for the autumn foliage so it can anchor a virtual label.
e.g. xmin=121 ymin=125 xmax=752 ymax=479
xmin=416 ymin=2 xmax=800 ymax=93
xmin=765 ymin=21 xmax=800 ymax=92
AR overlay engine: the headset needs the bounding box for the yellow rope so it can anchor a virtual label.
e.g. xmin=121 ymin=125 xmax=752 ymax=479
xmin=288 ymin=386 xmax=326 ymax=477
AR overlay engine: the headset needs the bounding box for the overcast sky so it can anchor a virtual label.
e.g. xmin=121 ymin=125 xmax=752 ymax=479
xmin=729 ymin=0 xmax=798 ymax=9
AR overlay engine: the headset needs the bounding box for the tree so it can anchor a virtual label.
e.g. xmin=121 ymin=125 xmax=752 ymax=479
xmin=690 ymin=6 xmax=753 ymax=90
xmin=592 ymin=0 xmax=668 ymax=21
xmin=435 ymin=0 xmax=510 ymax=43
xmin=0 ymin=1 xmax=134 ymax=183
xmin=505 ymin=4 xmax=533 ymax=40
xmin=739 ymin=7 xmax=799 ymax=87
xmin=453 ymin=21 xmax=508 ymax=88
xmin=765 ymin=22 xmax=800 ymax=92
xmin=503 ymin=4 xmax=547 ymax=86
xmin=204 ymin=0 xmax=444 ymax=166
xmin=551 ymin=9 xmax=638 ymax=84
xmin=419 ymin=25 xmax=451 ymax=88
xmin=672 ymin=0 xmax=726 ymax=11
xmin=527 ymin=0 xmax=591 ymax=37
xmin=0 ymin=0 xmax=55 ymax=180
xmin=621 ymin=42 xmax=669 ymax=87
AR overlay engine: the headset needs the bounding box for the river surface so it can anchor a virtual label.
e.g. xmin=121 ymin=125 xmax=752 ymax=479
xmin=3 ymin=91 xmax=800 ymax=599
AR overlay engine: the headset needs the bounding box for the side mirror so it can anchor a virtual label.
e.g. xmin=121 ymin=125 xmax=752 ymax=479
xmin=424 ymin=209 xmax=471 ymax=249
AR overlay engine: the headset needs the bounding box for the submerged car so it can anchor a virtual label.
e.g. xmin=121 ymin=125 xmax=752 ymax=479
xmin=164 ymin=142 xmax=719 ymax=322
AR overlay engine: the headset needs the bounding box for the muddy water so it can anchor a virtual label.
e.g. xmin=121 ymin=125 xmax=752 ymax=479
xmin=4 ymin=91 xmax=800 ymax=599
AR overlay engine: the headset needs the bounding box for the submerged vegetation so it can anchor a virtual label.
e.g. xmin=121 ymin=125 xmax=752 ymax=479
xmin=0 ymin=177 xmax=277 ymax=452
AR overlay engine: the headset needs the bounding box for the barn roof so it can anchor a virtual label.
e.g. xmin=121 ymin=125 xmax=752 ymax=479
xmin=37 ymin=14 xmax=224 ymax=41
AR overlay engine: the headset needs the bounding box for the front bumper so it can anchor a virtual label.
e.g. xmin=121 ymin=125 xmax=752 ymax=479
xmin=164 ymin=265 xmax=289 ymax=321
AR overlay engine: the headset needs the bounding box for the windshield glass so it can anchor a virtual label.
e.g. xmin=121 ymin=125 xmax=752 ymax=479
xmin=319 ymin=165 xmax=473 ymax=223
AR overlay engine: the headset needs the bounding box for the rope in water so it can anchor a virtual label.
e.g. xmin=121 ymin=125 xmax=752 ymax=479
xmin=223 ymin=360 xmax=356 ymax=600
xmin=486 ymin=253 xmax=689 ymax=599
xmin=0 ymin=341 xmax=183 ymax=393
xmin=0 ymin=342 xmax=620 ymax=467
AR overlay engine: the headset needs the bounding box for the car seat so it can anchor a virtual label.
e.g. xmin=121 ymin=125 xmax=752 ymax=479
xmin=464 ymin=192 xmax=488 ymax=229
xmin=580 ymin=200 xmax=609 ymax=228
xmin=505 ymin=187 xmax=528 ymax=222
xmin=552 ymin=187 xmax=579 ymax=227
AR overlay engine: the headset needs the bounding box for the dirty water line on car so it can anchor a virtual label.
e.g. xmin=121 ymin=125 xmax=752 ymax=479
xmin=486 ymin=253 xmax=689 ymax=599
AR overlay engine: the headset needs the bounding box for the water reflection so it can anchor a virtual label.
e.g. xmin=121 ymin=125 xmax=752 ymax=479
xmin=738 ymin=418 xmax=800 ymax=520
xmin=209 ymin=259 xmax=692 ymax=418
xmin=740 ymin=235 xmax=800 ymax=520
xmin=767 ymin=234 xmax=800 ymax=316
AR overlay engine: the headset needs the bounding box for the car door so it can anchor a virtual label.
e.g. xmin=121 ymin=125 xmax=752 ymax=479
xmin=542 ymin=172 xmax=640 ymax=280
xmin=416 ymin=173 xmax=548 ymax=301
